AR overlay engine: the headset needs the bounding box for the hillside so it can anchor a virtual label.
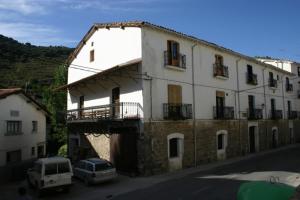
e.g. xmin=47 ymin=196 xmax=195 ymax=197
xmin=0 ymin=34 xmax=73 ymax=88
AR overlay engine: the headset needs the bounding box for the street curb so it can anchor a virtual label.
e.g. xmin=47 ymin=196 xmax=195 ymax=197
xmin=151 ymin=143 xmax=300 ymax=182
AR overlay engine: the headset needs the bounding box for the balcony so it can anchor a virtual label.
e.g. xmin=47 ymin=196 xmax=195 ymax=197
xmin=248 ymin=108 xmax=263 ymax=120
xmin=269 ymin=110 xmax=283 ymax=120
xmin=213 ymin=64 xmax=229 ymax=79
xmin=286 ymin=83 xmax=293 ymax=92
xmin=163 ymin=103 xmax=192 ymax=120
xmin=213 ymin=106 xmax=234 ymax=119
xmin=287 ymin=111 xmax=298 ymax=119
xmin=66 ymin=102 xmax=142 ymax=122
xmin=246 ymin=73 xmax=258 ymax=85
xmin=269 ymin=79 xmax=278 ymax=88
xmin=163 ymin=51 xmax=186 ymax=70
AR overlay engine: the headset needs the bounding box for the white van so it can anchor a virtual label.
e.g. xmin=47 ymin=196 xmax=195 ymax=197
xmin=27 ymin=157 xmax=73 ymax=194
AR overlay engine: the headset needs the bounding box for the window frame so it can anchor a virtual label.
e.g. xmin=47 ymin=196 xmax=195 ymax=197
xmin=32 ymin=121 xmax=38 ymax=133
xmin=6 ymin=121 xmax=22 ymax=135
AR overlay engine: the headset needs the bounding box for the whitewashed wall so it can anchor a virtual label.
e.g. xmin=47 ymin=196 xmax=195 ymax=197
xmin=68 ymin=27 xmax=142 ymax=84
xmin=0 ymin=94 xmax=46 ymax=166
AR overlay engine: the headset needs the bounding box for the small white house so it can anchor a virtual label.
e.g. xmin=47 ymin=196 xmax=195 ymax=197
xmin=0 ymin=88 xmax=48 ymax=167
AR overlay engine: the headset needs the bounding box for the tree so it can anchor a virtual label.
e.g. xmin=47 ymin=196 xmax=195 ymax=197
xmin=43 ymin=65 xmax=68 ymax=154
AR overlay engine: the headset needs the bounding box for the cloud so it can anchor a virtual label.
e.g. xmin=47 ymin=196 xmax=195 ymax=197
xmin=0 ymin=22 xmax=76 ymax=46
xmin=0 ymin=0 xmax=161 ymax=15
xmin=0 ymin=0 xmax=45 ymax=15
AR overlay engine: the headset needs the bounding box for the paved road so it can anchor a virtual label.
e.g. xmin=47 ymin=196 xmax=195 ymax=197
xmin=1 ymin=146 xmax=300 ymax=200
xmin=113 ymin=146 xmax=300 ymax=200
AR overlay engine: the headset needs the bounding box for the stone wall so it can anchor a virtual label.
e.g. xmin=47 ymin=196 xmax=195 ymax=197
xmin=141 ymin=119 xmax=300 ymax=175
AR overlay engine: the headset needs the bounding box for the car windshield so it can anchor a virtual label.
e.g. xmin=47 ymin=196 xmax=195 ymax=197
xmin=45 ymin=163 xmax=57 ymax=175
xmin=95 ymin=162 xmax=113 ymax=171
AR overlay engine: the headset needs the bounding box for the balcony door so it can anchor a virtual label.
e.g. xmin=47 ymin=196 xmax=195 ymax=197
xmin=248 ymin=95 xmax=255 ymax=118
xmin=287 ymin=100 xmax=291 ymax=117
xmin=112 ymin=87 xmax=120 ymax=118
xmin=271 ymin=98 xmax=276 ymax=117
xmin=167 ymin=40 xmax=180 ymax=66
xmin=216 ymin=91 xmax=225 ymax=118
xmin=168 ymin=85 xmax=182 ymax=119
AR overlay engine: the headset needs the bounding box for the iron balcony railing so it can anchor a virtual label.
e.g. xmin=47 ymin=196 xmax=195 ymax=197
xmin=269 ymin=78 xmax=278 ymax=88
xmin=287 ymin=111 xmax=298 ymax=119
xmin=286 ymin=83 xmax=293 ymax=92
xmin=163 ymin=103 xmax=192 ymax=120
xmin=269 ymin=110 xmax=283 ymax=120
xmin=163 ymin=51 xmax=186 ymax=69
xmin=248 ymin=108 xmax=263 ymax=120
xmin=246 ymin=73 xmax=258 ymax=85
xmin=213 ymin=64 xmax=229 ymax=78
xmin=213 ymin=106 xmax=234 ymax=119
xmin=66 ymin=102 xmax=142 ymax=121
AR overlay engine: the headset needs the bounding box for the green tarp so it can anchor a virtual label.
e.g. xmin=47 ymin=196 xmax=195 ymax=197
xmin=237 ymin=181 xmax=296 ymax=200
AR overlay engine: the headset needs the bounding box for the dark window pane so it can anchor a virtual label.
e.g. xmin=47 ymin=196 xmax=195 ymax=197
xmin=169 ymin=138 xmax=178 ymax=158
xmin=86 ymin=163 xmax=94 ymax=172
xmin=45 ymin=164 xmax=57 ymax=175
xmin=58 ymin=162 xmax=70 ymax=173
xmin=95 ymin=162 xmax=113 ymax=171
xmin=218 ymin=134 xmax=224 ymax=150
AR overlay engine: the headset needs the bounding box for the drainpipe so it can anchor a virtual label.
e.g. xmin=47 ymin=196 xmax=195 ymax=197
xmin=235 ymin=58 xmax=242 ymax=154
xmin=191 ymin=43 xmax=197 ymax=167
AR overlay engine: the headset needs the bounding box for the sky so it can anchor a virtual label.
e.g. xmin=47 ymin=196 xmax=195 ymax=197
xmin=0 ymin=0 xmax=299 ymax=61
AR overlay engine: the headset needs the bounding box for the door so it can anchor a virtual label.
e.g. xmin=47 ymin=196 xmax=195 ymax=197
xmin=112 ymin=87 xmax=120 ymax=118
xmin=271 ymin=99 xmax=276 ymax=118
xmin=290 ymin=128 xmax=294 ymax=144
xmin=168 ymin=85 xmax=182 ymax=118
xmin=216 ymin=96 xmax=225 ymax=118
xmin=249 ymin=126 xmax=256 ymax=153
xmin=248 ymin=95 xmax=255 ymax=118
xmin=110 ymin=131 xmax=138 ymax=175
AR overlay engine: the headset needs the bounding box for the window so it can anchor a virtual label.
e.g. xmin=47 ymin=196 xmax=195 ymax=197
xmin=10 ymin=110 xmax=19 ymax=117
xmin=58 ymin=162 xmax=70 ymax=173
xmin=217 ymin=134 xmax=224 ymax=150
xmin=247 ymin=65 xmax=253 ymax=74
xmin=167 ymin=40 xmax=180 ymax=66
xmin=6 ymin=121 xmax=22 ymax=135
xmin=286 ymin=77 xmax=290 ymax=85
xmin=169 ymin=138 xmax=179 ymax=158
xmin=32 ymin=121 xmax=37 ymax=132
xmin=90 ymin=49 xmax=94 ymax=62
xmin=86 ymin=163 xmax=94 ymax=171
xmin=298 ymin=67 xmax=300 ymax=76
xmin=45 ymin=164 xmax=57 ymax=175
xmin=215 ymin=55 xmax=223 ymax=66
xmin=95 ymin=162 xmax=113 ymax=171
xmin=6 ymin=150 xmax=22 ymax=164
xmin=31 ymin=147 xmax=35 ymax=156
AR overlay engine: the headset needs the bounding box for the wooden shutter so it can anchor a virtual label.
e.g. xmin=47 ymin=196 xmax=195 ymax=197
xmin=90 ymin=50 xmax=94 ymax=62
xmin=168 ymin=84 xmax=182 ymax=104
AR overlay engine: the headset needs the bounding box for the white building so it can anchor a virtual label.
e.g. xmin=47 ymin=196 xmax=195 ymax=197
xmin=0 ymin=88 xmax=47 ymax=167
xmin=58 ymin=21 xmax=300 ymax=175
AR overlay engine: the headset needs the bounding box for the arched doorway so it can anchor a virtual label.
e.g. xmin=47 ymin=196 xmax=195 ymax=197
xmin=216 ymin=130 xmax=228 ymax=160
xmin=167 ymin=133 xmax=184 ymax=171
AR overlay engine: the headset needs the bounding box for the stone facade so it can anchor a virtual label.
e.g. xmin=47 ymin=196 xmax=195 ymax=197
xmin=138 ymin=119 xmax=300 ymax=175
